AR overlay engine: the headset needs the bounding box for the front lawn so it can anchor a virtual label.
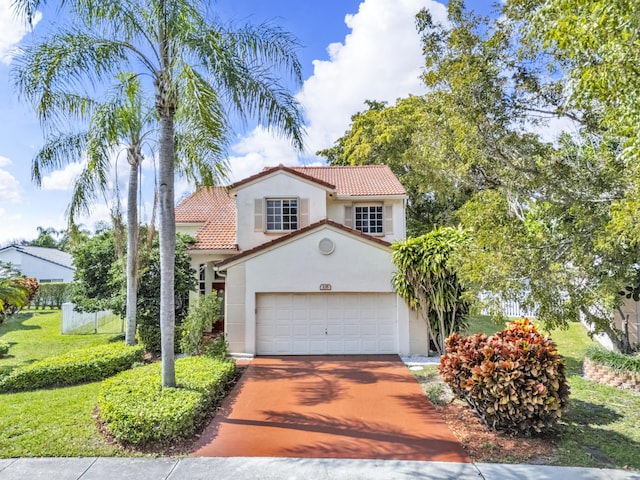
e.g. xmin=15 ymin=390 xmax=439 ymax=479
xmin=415 ymin=316 xmax=640 ymax=469
xmin=0 ymin=310 xmax=236 ymax=457
xmin=0 ymin=310 xmax=120 ymax=375
xmin=0 ymin=310 xmax=130 ymax=456
xmin=0 ymin=382 xmax=123 ymax=457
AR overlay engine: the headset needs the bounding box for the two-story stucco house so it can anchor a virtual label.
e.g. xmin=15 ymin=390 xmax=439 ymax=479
xmin=175 ymin=164 xmax=428 ymax=357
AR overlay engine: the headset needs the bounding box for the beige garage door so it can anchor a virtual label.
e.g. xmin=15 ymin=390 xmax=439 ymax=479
xmin=256 ymin=293 xmax=398 ymax=355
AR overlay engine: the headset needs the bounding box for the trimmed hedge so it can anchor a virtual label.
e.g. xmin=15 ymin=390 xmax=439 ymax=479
xmin=33 ymin=282 xmax=70 ymax=309
xmin=585 ymin=345 xmax=640 ymax=375
xmin=439 ymin=318 xmax=570 ymax=435
xmin=0 ymin=343 xmax=145 ymax=392
xmin=98 ymin=356 xmax=236 ymax=445
xmin=0 ymin=340 xmax=9 ymax=357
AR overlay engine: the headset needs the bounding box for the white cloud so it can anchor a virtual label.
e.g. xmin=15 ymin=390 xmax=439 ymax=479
xmin=0 ymin=168 xmax=21 ymax=203
xmin=227 ymin=126 xmax=302 ymax=182
xmin=0 ymin=0 xmax=41 ymax=64
xmin=300 ymin=0 xmax=445 ymax=153
xmin=0 ymin=155 xmax=11 ymax=167
xmin=41 ymin=161 xmax=85 ymax=190
xmin=75 ymin=202 xmax=116 ymax=230
xmin=227 ymin=0 xmax=447 ymax=181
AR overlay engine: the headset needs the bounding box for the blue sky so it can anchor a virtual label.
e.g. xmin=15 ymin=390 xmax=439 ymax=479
xmin=0 ymin=0 xmax=485 ymax=245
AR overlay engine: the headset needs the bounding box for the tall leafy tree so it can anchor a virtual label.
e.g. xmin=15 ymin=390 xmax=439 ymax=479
xmin=27 ymin=74 xmax=157 ymax=346
xmin=13 ymin=0 xmax=304 ymax=387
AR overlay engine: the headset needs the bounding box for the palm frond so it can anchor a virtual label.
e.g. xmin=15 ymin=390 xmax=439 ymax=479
xmin=32 ymin=131 xmax=88 ymax=185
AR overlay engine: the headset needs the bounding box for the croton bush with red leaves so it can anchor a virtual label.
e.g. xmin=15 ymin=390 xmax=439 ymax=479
xmin=438 ymin=318 xmax=570 ymax=436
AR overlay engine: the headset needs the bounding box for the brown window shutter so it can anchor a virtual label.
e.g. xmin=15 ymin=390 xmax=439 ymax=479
xmin=384 ymin=205 xmax=393 ymax=235
xmin=299 ymin=198 xmax=309 ymax=227
xmin=254 ymin=198 xmax=263 ymax=231
xmin=344 ymin=205 xmax=353 ymax=228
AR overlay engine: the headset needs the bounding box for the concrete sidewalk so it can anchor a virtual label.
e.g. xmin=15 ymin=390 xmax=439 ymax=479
xmin=1 ymin=457 xmax=639 ymax=480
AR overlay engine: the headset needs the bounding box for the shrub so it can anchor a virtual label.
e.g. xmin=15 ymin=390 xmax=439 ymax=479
xmin=206 ymin=333 xmax=228 ymax=359
xmin=0 ymin=343 xmax=145 ymax=392
xmin=137 ymin=323 xmax=182 ymax=354
xmin=0 ymin=340 xmax=9 ymax=357
xmin=439 ymin=318 xmax=570 ymax=435
xmin=34 ymin=282 xmax=71 ymax=309
xmin=585 ymin=345 xmax=640 ymax=375
xmin=98 ymin=356 xmax=236 ymax=445
xmin=180 ymin=295 xmax=222 ymax=355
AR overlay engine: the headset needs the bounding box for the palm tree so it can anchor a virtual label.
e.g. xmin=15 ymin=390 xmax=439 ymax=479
xmin=13 ymin=0 xmax=304 ymax=387
xmin=0 ymin=264 xmax=29 ymax=323
xmin=29 ymin=74 xmax=156 ymax=346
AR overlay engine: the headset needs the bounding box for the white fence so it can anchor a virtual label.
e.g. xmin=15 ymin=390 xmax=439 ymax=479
xmin=479 ymin=293 xmax=537 ymax=318
xmin=61 ymin=302 xmax=123 ymax=334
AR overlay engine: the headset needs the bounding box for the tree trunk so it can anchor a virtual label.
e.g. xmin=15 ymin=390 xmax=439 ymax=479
xmin=125 ymin=158 xmax=139 ymax=345
xmin=158 ymin=110 xmax=176 ymax=387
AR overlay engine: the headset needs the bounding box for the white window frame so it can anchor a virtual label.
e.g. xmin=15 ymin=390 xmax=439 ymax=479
xmin=354 ymin=204 xmax=384 ymax=235
xmin=265 ymin=197 xmax=299 ymax=232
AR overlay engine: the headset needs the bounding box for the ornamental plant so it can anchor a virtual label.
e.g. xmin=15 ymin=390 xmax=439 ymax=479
xmin=439 ymin=318 xmax=569 ymax=435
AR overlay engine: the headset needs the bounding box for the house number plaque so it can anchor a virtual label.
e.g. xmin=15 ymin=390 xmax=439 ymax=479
xmin=319 ymin=284 xmax=332 ymax=291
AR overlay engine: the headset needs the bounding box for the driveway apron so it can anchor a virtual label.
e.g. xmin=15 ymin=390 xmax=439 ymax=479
xmin=192 ymin=355 xmax=470 ymax=462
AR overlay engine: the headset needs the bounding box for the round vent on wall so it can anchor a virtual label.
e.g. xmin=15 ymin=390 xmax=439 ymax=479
xmin=318 ymin=237 xmax=335 ymax=255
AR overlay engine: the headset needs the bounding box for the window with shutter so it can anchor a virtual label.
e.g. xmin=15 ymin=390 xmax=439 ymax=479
xmin=265 ymin=198 xmax=298 ymax=231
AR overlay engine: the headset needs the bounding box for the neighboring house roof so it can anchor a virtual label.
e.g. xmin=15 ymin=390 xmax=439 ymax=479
xmin=175 ymin=186 xmax=237 ymax=251
xmin=229 ymin=164 xmax=407 ymax=197
xmin=0 ymin=244 xmax=74 ymax=271
xmin=215 ymin=219 xmax=391 ymax=269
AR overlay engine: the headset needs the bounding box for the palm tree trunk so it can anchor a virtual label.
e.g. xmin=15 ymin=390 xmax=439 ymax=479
xmin=125 ymin=159 xmax=139 ymax=345
xmin=157 ymin=2 xmax=177 ymax=388
xmin=158 ymin=110 xmax=176 ymax=387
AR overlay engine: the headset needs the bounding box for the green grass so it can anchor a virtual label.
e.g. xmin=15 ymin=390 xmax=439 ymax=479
xmin=0 ymin=310 xmax=129 ymax=457
xmin=0 ymin=382 xmax=124 ymax=457
xmin=0 ymin=310 xmax=122 ymax=376
xmin=441 ymin=316 xmax=640 ymax=469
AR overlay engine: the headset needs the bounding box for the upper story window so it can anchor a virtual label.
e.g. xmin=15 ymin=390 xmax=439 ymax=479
xmin=354 ymin=205 xmax=383 ymax=234
xmin=266 ymin=198 xmax=298 ymax=231
xmin=344 ymin=203 xmax=392 ymax=236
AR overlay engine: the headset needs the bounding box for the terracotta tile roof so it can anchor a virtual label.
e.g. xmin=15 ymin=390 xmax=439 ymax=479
xmin=291 ymin=165 xmax=406 ymax=197
xmin=175 ymin=187 xmax=237 ymax=250
xmin=215 ymin=219 xmax=391 ymax=269
xmin=230 ymin=164 xmax=406 ymax=197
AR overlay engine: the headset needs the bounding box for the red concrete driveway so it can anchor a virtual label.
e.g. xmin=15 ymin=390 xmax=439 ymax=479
xmin=191 ymin=355 xmax=470 ymax=462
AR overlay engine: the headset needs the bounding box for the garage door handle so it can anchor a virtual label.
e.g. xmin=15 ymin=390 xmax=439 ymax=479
xmin=325 ymin=328 xmax=327 ymax=335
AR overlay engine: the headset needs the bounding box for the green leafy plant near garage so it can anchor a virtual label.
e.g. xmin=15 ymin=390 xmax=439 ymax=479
xmin=392 ymin=226 xmax=470 ymax=355
xmin=98 ymin=356 xmax=236 ymax=445
xmin=0 ymin=343 xmax=145 ymax=392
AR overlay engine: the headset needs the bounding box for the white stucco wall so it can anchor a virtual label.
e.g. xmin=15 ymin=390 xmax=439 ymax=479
xmin=234 ymin=172 xmax=329 ymax=250
xmin=223 ymin=225 xmax=420 ymax=356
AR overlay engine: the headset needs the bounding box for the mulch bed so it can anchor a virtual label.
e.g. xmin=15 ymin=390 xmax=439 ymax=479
xmin=434 ymin=400 xmax=558 ymax=464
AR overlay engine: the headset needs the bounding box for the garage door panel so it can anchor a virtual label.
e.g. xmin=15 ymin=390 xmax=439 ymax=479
xmin=256 ymin=293 xmax=398 ymax=355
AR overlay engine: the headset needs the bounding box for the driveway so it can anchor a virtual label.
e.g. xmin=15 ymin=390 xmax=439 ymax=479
xmin=192 ymin=355 xmax=470 ymax=462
